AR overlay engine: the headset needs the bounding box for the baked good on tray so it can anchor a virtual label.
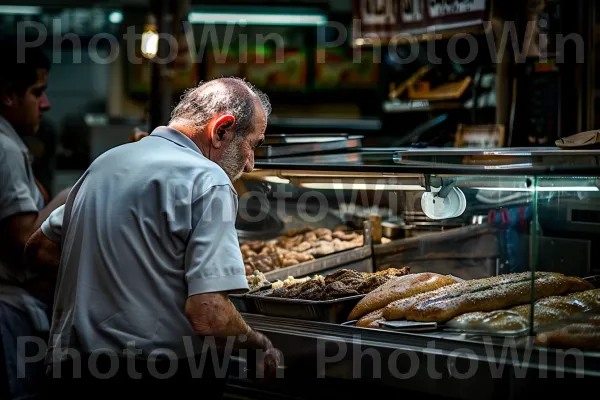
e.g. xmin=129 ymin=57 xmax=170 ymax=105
xmin=257 ymin=268 xmax=410 ymax=302
xmin=404 ymin=273 xmax=592 ymax=323
xmin=241 ymin=226 xmax=365 ymax=275
xmin=446 ymin=288 xmax=600 ymax=332
xmin=356 ymin=309 xmax=386 ymax=328
xmin=534 ymin=314 xmax=600 ymax=350
xmin=353 ymin=273 xmax=591 ymax=331
xmin=348 ymin=272 xmax=458 ymax=321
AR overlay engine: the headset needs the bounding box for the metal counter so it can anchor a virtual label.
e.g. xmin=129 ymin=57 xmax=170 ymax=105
xmin=225 ymin=314 xmax=600 ymax=400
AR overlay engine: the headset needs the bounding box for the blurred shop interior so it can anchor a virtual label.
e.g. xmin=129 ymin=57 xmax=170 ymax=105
xmin=0 ymin=0 xmax=596 ymax=195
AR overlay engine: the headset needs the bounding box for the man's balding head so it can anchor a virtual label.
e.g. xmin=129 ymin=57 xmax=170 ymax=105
xmin=169 ymin=77 xmax=270 ymax=181
xmin=169 ymin=77 xmax=270 ymax=136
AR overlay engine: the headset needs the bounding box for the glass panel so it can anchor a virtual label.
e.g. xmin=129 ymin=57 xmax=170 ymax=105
xmin=531 ymin=175 xmax=600 ymax=351
xmin=239 ymin=167 xmax=600 ymax=352
xmin=255 ymin=149 xmax=600 ymax=176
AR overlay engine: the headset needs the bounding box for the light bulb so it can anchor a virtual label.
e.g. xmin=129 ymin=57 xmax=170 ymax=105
xmin=141 ymin=29 xmax=159 ymax=59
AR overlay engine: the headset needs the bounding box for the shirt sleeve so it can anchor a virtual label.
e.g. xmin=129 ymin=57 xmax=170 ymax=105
xmin=184 ymin=184 xmax=249 ymax=296
xmin=41 ymin=204 xmax=64 ymax=244
xmin=0 ymin=145 xmax=38 ymax=223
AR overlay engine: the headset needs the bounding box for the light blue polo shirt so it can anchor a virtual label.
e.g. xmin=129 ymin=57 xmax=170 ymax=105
xmin=47 ymin=126 xmax=249 ymax=363
xmin=0 ymin=115 xmax=48 ymax=332
xmin=0 ymin=116 xmax=45 ymax=282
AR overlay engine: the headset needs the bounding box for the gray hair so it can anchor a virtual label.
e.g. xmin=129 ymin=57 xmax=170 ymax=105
xmin=169 ymin=77 xmax=271 ymax=136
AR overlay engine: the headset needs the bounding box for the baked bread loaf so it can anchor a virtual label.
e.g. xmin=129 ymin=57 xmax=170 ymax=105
xmin=448 ymin=288 xmax=600 ymax=331
xmin=383 ymin=272 xmax=537 ymax=321
xmin=569 ymin=288 xmax=600 ymax=308
xmin=356 ymin=309 xmax=385 ymax=328
xmin=447 ymin=310 xmax=529 ymax=332
xmin=406 ymin=273 xmax=592 ymax=322
xmin=348 ymin=273 xmax=456 ymax=321
xmin=534 ymin=315 xmax=600 ymax=350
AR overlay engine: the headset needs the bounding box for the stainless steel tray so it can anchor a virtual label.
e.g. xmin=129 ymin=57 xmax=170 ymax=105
xmin=229 ymin=293 xmax=257 ymax=313
xmin=343 ymin=320 xmax=529 ymax=337
xmin=247 ymin=292 xmax=365 ymax=323
xmin=263 ymin=221 xmax=373 ymax=282
xmin=255 ymin=135 xmax=363 ymax=159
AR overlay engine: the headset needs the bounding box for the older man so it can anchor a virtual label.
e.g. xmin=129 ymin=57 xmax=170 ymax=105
xmin=27 ymin=78 xmax=278 ymax=397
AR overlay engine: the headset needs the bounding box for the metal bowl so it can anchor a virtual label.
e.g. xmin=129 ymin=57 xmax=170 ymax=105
xmin=381 ymin=221 xmax=415 ymax=239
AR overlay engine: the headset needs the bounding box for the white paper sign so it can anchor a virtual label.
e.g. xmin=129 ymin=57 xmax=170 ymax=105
xmin=428 ymin=0 xmax=486 ymax=18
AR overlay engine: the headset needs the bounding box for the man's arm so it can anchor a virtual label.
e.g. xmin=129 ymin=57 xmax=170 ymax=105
xmin=21 ymin=204 xmax=65 ymax=304
xmin=23 ymin=227 xmax=61 ymax=278
xmin=0 ymin=142 xmax=70 ymax=270
xmin=185 ymin=293 xmax=279 ymax=379
xmin=0 ymin=186 xmax=69 ymax=273
xmin=182 ymin=184 xmax=279 ymax=377
xmin=21 ymin=228 xmax=61 ymax=304
xmin=185 ymin=292 xmax=272 ymax=349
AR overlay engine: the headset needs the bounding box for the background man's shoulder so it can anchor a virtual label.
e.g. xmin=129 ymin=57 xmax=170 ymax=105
xmin=0 ymin=135 xmax=25 ymax=164
xmin=0 ymin=134 xmax=21 ymax=152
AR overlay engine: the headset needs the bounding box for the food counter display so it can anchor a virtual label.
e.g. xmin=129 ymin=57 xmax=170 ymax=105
xmin=227 ymin=148 xmax=600 ymax=400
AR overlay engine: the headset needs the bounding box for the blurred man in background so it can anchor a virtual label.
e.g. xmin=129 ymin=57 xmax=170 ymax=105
xmin=0 ymin=42 xmax=68 ymax=400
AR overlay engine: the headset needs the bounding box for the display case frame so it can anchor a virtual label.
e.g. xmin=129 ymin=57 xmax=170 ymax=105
xmin=230 ymin=147 xmax=600 ymax=399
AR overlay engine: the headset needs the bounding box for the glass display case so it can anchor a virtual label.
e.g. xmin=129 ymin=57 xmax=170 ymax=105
xmin=230 ymin=147 xmax=600 ymax=397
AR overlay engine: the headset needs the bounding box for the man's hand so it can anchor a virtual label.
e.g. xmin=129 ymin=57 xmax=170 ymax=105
xmin=244 ymin=330 xmax=281 ymax=381
xmin=255 ymin=347 xmax=281 ymax=381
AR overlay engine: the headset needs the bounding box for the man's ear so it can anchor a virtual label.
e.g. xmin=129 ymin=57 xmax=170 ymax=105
xmin=210 ymin=114 xmax=235 ymax=149
xmin=1 ymin=90 xmax=12 ymax=107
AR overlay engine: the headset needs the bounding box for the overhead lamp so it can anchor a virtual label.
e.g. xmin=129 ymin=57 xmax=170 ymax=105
xmin=262 ymin=176 xmax=291 ymax=184
xmin=188 ymin=7 xmax=327 ymax=26
xmin=299 ymin=183 xmax=425 ymax=191
xmin=475 ymin=186 xmax=599 ymax=192
xmin=108 ymin=11 xmax=123 ymax=24
xmin=141 ymin=14 xmax=159 ymax=59
xmin=0 ymin=6 xmax=41 ymax=15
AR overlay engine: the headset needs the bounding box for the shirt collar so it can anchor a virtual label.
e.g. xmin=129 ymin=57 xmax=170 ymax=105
xmin=0 ymin=115 xmax=29 ymax=155
xmin=149 ymin=126 xmax=205 ymax=156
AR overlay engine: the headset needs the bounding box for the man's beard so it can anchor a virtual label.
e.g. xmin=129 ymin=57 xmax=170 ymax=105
xmin=218 ymin=135 xmax=246 ymax=182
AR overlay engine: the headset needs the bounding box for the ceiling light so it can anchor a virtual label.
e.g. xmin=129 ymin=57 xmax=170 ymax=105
xmin=141 ymin=14 xmax=158 ymax=59
xmin=0 ymin=6 xmax=41 ymax=15
xmin=108 ymin=11 xmax=123 ymax=24
xmin=475 ymin=186 xmax=599 ymax=192
xmin=262 ymin=176 xmax=290 ymax=184
xmin=188 ymin=11 xmax=327 ymax=26
xmin=300 ymin=183 xmax=424 ymax=191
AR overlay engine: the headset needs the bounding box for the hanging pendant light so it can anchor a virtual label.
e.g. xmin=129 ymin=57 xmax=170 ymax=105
xmin=141 ymin=13 xmax=159 ymax=59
